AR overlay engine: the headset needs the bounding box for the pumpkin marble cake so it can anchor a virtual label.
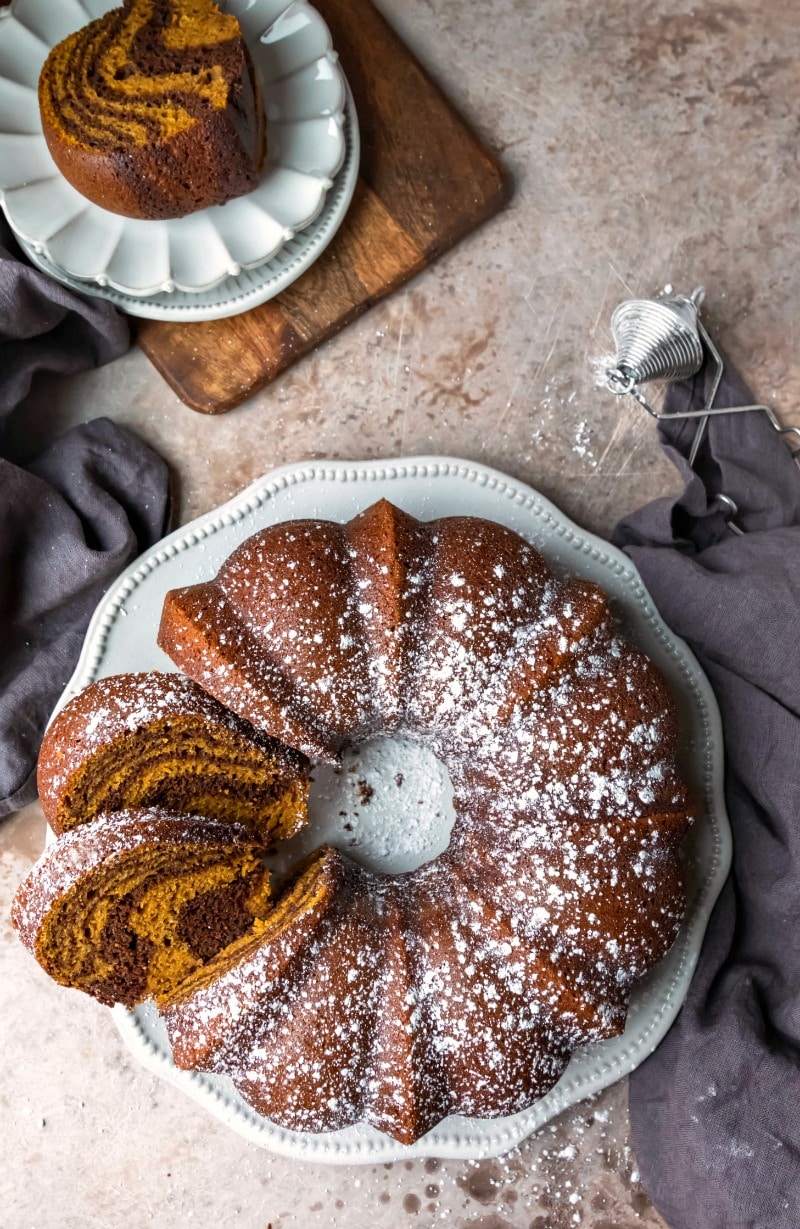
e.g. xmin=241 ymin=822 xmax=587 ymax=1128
xmin=38 ymin=0 xmax=266 ymax=219
xmin=37 ymin=672 xmax=309 ymax=843
xmin=11 ymin=809 xmax=275 ymax=1008
xmin=14 ymin=499 xmax=695 ymax=1144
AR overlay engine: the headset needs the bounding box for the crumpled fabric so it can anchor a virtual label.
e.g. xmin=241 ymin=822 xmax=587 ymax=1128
xmin=614 ymin=357 xmax=800 ymax=1229
xmin=0 ymin=217 xmax=170 ymax=816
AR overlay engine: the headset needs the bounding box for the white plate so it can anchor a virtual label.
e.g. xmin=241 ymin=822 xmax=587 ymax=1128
xmin=0 ymin=0 xmax=355 ymax=299
xmin=56 ymin=456 xmax=731 ymax=1163
xmin=16 ymin=90 xmax=359 ymax=321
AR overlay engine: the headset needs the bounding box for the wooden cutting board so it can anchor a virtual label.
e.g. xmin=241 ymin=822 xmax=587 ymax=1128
xmin=136 ymin=0 xmax=511 ymax=413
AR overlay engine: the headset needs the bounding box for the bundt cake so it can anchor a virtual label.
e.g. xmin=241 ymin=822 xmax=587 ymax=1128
xmin=38 ymin=0 xmax=266 ymax=220
xmin=37 ymin=672 xmax=309 ymax=842
xmin=12 ymin=499 xmax=694 ymax=1143
xmin=150 ymin=498 xmax=695 ymax=1143
xmin=11 ymin=809 xmax=275 ymax=1008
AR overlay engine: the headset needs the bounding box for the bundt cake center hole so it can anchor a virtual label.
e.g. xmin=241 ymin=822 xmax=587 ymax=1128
xmin=268 ymin=737 xmax=456 ymax=877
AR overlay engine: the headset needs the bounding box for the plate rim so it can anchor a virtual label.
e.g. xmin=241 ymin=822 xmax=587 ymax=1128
xmin=0 ymin=0 xmax=353 ymax=298
xmin=55 ymin=455 xmax=732 ymax=1163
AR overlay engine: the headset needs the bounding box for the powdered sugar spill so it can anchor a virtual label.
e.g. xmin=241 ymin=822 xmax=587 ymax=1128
xmin=572 ymin=419 xmax=596 ymax=466
xmin=590 ymin=351 xmax=617 ymax=391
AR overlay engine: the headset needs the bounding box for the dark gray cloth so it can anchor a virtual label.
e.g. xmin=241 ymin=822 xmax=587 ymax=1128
xmin=0 ymin=218 xmax=129 ymax=421
xmin=1 ymin=218 xmax=170 ymax=816
xmin=614 ymin=359 xmax=800 ymax=1229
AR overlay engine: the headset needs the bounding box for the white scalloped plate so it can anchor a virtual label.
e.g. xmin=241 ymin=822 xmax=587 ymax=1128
xmin=15 ymin=89 xmax=358 ymax=321
xmin=0 ymin=0 xmax=354 ymax=298
xmin=55 ymin=457 xmax=731 ymax=1163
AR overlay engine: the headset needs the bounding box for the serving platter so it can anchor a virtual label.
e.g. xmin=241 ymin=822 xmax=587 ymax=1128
xmin=55 ymin=456 xmax=732 ymax=1162
xmin=0 ymin=0 xmax=356 ymax=307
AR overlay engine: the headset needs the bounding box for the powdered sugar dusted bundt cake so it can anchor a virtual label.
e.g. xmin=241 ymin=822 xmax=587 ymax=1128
xmin=10 ymin=499 xmax=694 ymax=1142
xmin=152 ymin=498 xmax=694 ymax=1143
xmin=37 ymin=672 xmax=309 ymax=842
xmin=38 ymin=0 xmax=265 ymax=219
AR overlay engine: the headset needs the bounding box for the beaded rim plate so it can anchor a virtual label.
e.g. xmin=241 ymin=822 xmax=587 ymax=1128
xmin=0 ymin=0 xmax=355 ymax=300
xmin=58 ymin=456 xmax=731 ymax=1164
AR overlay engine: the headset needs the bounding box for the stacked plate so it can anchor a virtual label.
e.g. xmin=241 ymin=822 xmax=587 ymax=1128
xmin=0 ymin=0 xmax=360 ymax=321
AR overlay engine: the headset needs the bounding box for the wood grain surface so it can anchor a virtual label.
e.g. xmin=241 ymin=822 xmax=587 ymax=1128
xmin=135 ymin=0 xmax=511 ymax=413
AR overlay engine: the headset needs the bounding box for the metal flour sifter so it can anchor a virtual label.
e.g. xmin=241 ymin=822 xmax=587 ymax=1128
xmin=603 ymin=287 xmax=800 ymax=532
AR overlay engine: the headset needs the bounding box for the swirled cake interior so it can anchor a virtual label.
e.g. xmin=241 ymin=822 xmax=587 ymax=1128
xmin=38 ymin=0 xmax=266 ymax=219
xmin=37 ymin=674 xmax=309 ymax=844
xmin=12 ymin=811 xmax=274 ymax=1008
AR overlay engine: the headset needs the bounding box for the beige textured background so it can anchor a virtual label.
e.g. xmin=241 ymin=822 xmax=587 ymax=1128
xmin=3 ymin=1 xmax=799 ymax=1226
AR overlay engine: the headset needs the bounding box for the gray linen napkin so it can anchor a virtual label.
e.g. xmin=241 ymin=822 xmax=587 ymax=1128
xmin=614 ymin=359 xmax=800 ymax=1229
xmin=0 ymin=218 xmax=170 ymax=816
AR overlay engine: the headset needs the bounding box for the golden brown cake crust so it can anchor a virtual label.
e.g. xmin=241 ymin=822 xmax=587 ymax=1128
xmin=38 ymin=0 xmax=266 ymax=220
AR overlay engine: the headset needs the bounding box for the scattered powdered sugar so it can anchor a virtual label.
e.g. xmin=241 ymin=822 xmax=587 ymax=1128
xmin=572 ymin=419 xmax=596 ymax=466
xmin=589 ymin=351 xmax=618 ymax=391
xmin=214 ymin=1082 xmax=652 ymax=1226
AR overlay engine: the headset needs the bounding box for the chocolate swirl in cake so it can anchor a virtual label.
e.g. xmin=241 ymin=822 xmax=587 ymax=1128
xmin=38 ymin=0 xmax=266 ymax=219
xmin=37 ymin=673 xmax=309 ymax=844
xmin=10 ymin=809 xmax=275 ymax=1008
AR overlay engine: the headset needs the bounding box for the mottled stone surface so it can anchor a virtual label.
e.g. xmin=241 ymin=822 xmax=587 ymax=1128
xmin=3 ymin=0 xmax=799 ymax=1224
